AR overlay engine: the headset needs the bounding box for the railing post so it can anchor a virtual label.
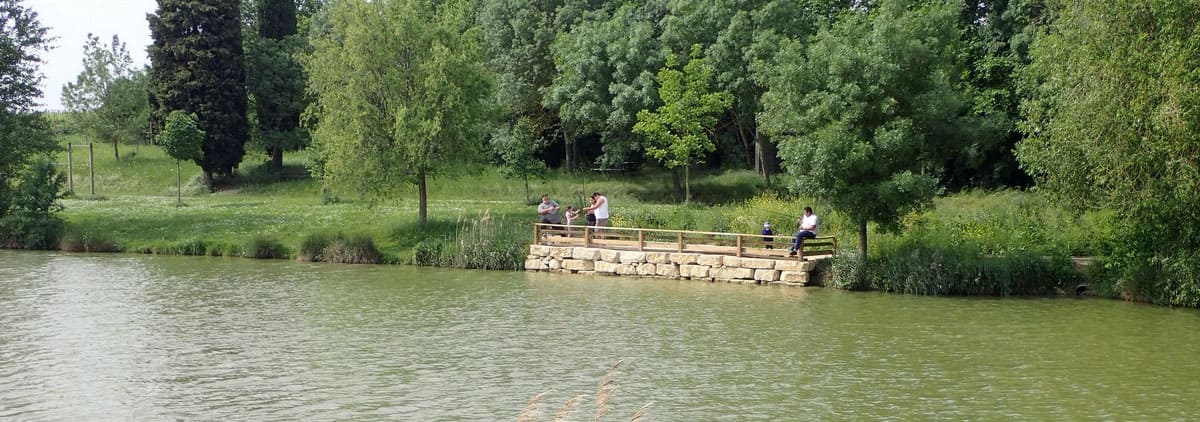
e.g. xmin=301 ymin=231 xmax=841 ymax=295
xmin=798 ymin=240 xmax=805 ymax=261
xmin=533 ymin=223 xmax=541 ymax=244
xmin=638 ymin=230 xmax=645 ymax=251
xmin=736 ymin=235 xmax=743 ymax=257
xmin=677 ymin=232 xmax=684 ymax=253
xmin=585 ymin=227 xmax=592 ymax=248
xmin=89 ymin=143 xmax=95 ymax=196
xmin=67 ymin=143 xmax=74 ymax=194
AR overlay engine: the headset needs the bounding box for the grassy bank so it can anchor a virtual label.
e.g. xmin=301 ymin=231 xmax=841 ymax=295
xmin=48 ymin=142 xmax=1110 ymax=297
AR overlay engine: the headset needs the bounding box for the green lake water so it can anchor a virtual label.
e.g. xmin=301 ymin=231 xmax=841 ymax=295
xmin=1 ymin=250 xmax=1198 ymax=420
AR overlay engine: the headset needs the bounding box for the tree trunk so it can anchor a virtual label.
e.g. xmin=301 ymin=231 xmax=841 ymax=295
xmin=418 ymin=170 xmax=428 ymax=226
xmin=523 ymin=174 xmax=530 ymax=204
xmin=857 ymin=220 xmax=868 ymax=261
xmin=672 ymin=168 xmax=682 ymax=200
xmin=684 ymin=165 xmax=691 ymax=204
xmin=113 ymin=139 xmax=120 ymax=161
xmin=203 ymin=171 xmax=214 ymax=192
xmin=755 ymin=130 xmax=776 ymax=183
xmin=736 ymin=114 xmax=754 ymax=170
xmin=270 ymin=147 xmax=283 ymax=172
xmin=176 ymin=160 xmax=182 ymax=204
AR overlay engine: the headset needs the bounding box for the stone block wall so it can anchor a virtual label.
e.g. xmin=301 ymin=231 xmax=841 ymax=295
xmin=525 ymin=245 xmax=819 ymax=286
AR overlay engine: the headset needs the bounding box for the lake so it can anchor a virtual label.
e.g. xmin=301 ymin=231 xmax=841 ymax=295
xmin=1 ymin=250 xmax=1197 ymax=420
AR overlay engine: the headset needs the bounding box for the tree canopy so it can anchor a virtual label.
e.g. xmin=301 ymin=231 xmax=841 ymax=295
xmin=306 ymin=0 xmax=495 ymax=225
xmin=1017 ymin=0 xmax=1200 ymax=305
xmin=62 ymin=34 xmax=149 ymax=160
xmin=760 ymin=0 xmax=977 ymax=259
xmin=633 ymin=45 xmax=732 ymax=203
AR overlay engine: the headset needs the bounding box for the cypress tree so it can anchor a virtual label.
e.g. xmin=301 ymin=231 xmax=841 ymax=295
xmin=248 ymin=0 xmax=305 ymax=171
xmin=147 ymin=0 xmax=249 ymax=186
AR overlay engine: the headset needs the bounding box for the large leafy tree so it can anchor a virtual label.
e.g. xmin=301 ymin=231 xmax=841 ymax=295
xmin=545 ymin=2 xmax=664 ymax=169
xmin=1018 ymin=0 xmax=1200 ymax=306
xmin=245 ymin=0 xmax=308 ymax=172
xmin=1 ymin=0 xmax=55 ymax=205
xmin=1 ymin=0 xmax=62 ymax=248
xmin=760 ymin=0 xmax=977 ymax=259
xmin=306 ymin=0 xmax=494 ymax=225
xmin=633 ymin=45 xmax=732 ymax=203
xmin=148 ymin=0 xmax=249 ymax=186
xmin=62 ymin=34 xmax=149 ymax=161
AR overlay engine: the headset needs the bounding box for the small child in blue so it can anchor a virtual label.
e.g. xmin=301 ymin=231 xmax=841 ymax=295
xmin=761 ymin=221 xmax=774 ymax=249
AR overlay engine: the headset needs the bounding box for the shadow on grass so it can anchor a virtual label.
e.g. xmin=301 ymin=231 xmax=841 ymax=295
xmin=627 ymin=170 xmax=774 ymax=205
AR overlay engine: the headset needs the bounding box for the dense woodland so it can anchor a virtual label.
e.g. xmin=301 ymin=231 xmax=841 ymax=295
xmin=3 ymin=0 xmax=1200 ymax=305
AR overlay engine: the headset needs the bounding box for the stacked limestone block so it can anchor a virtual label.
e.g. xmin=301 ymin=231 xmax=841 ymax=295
xmin=525 ymin=245 xmax=819 ymax=286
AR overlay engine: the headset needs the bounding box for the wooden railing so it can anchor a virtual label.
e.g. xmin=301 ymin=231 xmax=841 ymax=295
xmin=533 ymin=224 xmax=837 ymax=261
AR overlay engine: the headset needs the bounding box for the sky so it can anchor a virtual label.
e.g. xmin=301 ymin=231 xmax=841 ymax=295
xmin=25 ymin=0 xmax=158 ymax=111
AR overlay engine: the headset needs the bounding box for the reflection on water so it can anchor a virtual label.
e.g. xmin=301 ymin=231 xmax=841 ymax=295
xmin=1 ymin=250 xmax=1198 ymax=420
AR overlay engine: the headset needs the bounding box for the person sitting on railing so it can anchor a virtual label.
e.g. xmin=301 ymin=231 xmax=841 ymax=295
xmin=788 ymin=206 xmax=818 ymax=257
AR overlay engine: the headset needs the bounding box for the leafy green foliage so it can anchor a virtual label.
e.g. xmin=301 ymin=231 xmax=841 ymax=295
xmin=1018 ymin=0 xmax=1200 ymax=306
xmin=544 ymin=2 xmax=664 ymax=168
xmin=0 ymin=1 xmax=62 ymax=250
xmin=492 ymin=117 xmax=548 ymax=203
xmin=411 ymin=215 xmax=527 ymax=270
xmin=633 ymin=45 xmax=732 ymax=202
xmin=148 ymin=0 xmax=250 ymax=182
xmin=61 ymin=34 xmax=149 ymax=160
xmin=245 ymin=0 xmax=308 ymax=171
xmin=0 ymin=160 xmax=67 ymax=249
xmin=306 ymin=0 xmax=495 ymax=225
xmin=760 ymin=1 xmax=978 ymax=258
xmin=158 ymin=111 xmax=204 ymax=163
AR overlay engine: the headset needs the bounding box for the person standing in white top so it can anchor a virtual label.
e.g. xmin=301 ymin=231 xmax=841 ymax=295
xmin=789 ymin=206 xmax=818 ymax=256
xmin=583 ymin=192 xmax=609 ymax=228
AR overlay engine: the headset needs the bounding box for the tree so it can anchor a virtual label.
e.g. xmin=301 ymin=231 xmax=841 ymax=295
xmin=760 ymin=1 xmax=976 ymax=259
xmin=148 ymin=0 xmax=249 ymax=187
xmin=492 ymin=117 xmax=548 ymax=203
xmin=545 ymin=2 xmax=665 ymax=170
xmin=306 ymin=0 xmax=495 ymax=225
xmin=1 ymin=0 xmax=63 ymax=248
xmin=480 ymin=0 xmax=562 ymax=151
xmin=1 ymin=0 xmax=56 ymax=206
xmin=245 ymin=0 xmax=308 ymax=172
xmin=158 ymin=110 xmax=204 ymax=204
xmin=1017 ymin=0 xmax=1200 ymax=306
xmin=61 ymin=34 xmax=149 ymax=160
xmin=633 ymin=45 xmax=732 ymax=203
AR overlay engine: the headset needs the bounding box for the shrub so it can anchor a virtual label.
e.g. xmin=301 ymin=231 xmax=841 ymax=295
xmin=246 ymin=235 xmax=288 ymax=259
xmin=298 ymin=233 xmax=332 ymax=262
xmin=175 ymin=237 xmax=210 ymax=256
xmin=865 ymin=238 xmax=1079 ymax=297
xmin=412 ymin=238 xmax=448 ymax=266
xmin=298 ymin=232 xmax=381 ymax=264
xmin=322 ymin=234 xmax=382 ymax=264
xmin=829 ymin=251 xmax=871 ymax=290
xmin=59 ymin=227 xmax=121 ymax=253
xmin=410 ymin=215 xmax=526 ymax=270
xmin=0 ymin=160 xmax=66 ymax=250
